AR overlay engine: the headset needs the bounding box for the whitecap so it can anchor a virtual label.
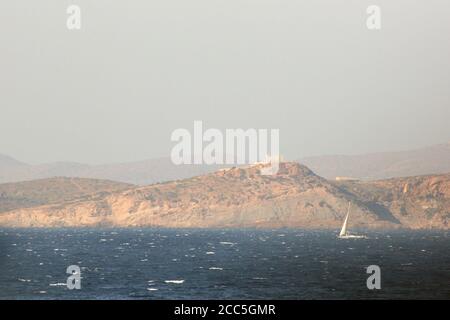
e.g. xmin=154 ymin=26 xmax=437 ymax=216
xmin=49 ymin=283 xmax=67 ymax=287
xmin=206 ymin=252 xmax=215 ymax=255
xmin=220 ymin=242 xmax=236 ymax=246
xmin=147 ymin=288 xmax=158 ymax=291
xmin=165 ymin=280 xmax=184 ymax=284
xmin=209 ymin=267 xmax=223 ymax=270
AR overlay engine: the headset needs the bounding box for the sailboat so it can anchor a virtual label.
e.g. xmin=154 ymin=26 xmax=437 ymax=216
xmin=338 ymin=202 xmax=366 ymax=239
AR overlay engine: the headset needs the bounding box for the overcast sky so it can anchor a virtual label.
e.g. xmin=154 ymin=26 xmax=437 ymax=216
xmin=1 ymin=0 xmax=449 ymax=164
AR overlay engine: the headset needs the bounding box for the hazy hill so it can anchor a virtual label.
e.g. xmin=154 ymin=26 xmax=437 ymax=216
xmin=0 ymin=177 xmax=132 ymax=213
xmin=0 ymin=156 xmax=223 ymax=185
xmin=2 ymin=142 xmax=450 ymax=185
xmin=0 ymin=153 xmax=26 ymax=169
xmin=299 ymin=142 xmax=450 ymax=180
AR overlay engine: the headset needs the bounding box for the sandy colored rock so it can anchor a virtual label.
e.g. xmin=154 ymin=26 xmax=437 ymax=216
xmin=0 ymin=162 xmax=448 ymax=229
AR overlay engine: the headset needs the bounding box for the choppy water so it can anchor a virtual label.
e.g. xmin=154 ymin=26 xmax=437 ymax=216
xmin=0 ymin=228 xmax=449 ymax=299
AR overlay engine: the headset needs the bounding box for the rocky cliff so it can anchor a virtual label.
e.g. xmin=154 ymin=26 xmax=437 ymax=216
xmin=0 ymin=162 xmax=448 ymax=229
xmin=336 ymin=173 xmax=450 ymax=229
xmin=0 ymin=177 xmax=133 ymax=213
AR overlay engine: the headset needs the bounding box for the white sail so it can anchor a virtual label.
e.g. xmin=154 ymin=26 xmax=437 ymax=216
xmin=339 ymin=202 xmax=351 ymax=237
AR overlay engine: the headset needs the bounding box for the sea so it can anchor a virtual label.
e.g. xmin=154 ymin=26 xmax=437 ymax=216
xmin=0 ymin=228 xmax=449 ymax=299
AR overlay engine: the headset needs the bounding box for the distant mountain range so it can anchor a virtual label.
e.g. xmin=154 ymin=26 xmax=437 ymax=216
xmin=299 ymin=142 xmax=450 ymax=180
xmin=0 ymin=162 xmax=448 ymax=229
xmin=0 ymin=155 xmax=223 ymax=185
xmin=1 ymin=142 xmax=450 ymax=185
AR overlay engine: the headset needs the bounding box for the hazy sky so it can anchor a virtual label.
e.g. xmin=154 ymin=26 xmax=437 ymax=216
xmin=1 ymin=0 xmax=449 ymax=164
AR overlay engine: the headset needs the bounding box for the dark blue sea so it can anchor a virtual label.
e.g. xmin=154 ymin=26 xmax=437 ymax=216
xmin=0 ymin=228 xmax=449 ymax=299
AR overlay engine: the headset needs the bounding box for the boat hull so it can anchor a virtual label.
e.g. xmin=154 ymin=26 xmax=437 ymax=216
xmin=338 ymin=234 xmax=367 ymax=239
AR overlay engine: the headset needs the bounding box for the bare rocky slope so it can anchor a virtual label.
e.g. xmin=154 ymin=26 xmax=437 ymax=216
xmin=0 ymin=177 xmax=133 ymax=213
xmin=336 ymin=173 xmax=450 ymax=229
xmin=1 ymin=162 xmax=448 ymax=229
